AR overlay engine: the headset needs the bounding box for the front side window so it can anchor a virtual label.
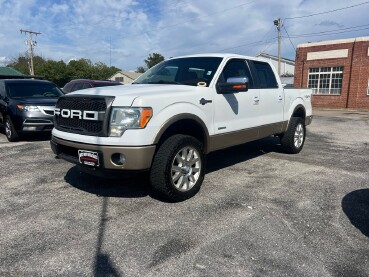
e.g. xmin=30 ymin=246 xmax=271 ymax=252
xmin=133 ymin=57 xmax=223 ymax=87
xmin=308 ymin=67 xmax=343 ymax=95
xmin=217 ymin=59 xmax=254 ymax=88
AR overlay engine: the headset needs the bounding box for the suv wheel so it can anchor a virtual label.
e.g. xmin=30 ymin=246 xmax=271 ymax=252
xmin=5 ymin=116 xmax=19 ymax=142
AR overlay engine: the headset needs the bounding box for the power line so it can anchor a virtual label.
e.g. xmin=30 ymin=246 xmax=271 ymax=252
xmin=285 ymin=1 xmax=369 ymax=20
xmin=285 ymin=23 xmax=369 ymax=38
xmin=283 ymin=25 xmax=296 ymax=51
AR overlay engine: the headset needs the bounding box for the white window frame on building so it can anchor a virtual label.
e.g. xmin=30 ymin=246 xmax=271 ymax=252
xmin=307 ymin=66 xmax=343 ymax=95
xmin=367 ymin=78 xmax=369 ymax=96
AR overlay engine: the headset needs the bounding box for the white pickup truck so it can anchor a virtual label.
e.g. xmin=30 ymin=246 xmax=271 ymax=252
xmin=51 ymin=54 xmax=312 ymax=201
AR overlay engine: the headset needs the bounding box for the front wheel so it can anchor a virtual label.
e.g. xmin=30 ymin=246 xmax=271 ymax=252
xmin=150 ymin=135 xmax=206 ymax=201
xmin=5 ymin=116 xmax=19 ymax=142
xmin=280 ymin=117 xmax=306 ymax=154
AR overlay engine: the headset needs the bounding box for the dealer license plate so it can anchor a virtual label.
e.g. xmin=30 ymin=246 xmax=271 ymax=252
xmin=78 ymin=150 xmax=100 ymax=167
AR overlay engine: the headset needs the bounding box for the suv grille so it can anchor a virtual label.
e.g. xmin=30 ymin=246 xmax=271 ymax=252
xmin=54 ymin=96 xmax=115 ymax=136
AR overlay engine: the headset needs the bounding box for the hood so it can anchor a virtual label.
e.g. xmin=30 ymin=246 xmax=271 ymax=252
xmin=67 ymin=84 xmax=202 ymax=106
xmin=12 ymin=97 xmax=59 ymax=106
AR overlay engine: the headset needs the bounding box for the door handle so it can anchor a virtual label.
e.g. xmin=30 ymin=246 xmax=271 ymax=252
xmin=278 ymin=96 xmax=283 ymax=101
xmin=199 ymin=98 xmax=212 ymax=105
xmin=253 ymin=96 xmax=260 ymax=104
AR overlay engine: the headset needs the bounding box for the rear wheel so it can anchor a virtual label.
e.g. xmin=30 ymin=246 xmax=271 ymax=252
xmin=5 ymin=116 xmax=19 ymax=142
xmin=280 ymin=117 xmax=305 ymax=154
xmin=150 ymin=134 xmax=205 ymax=201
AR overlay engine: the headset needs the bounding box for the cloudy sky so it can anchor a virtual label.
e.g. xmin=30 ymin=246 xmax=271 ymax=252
xmin=0 ymin=0 xmax=368 ymax=71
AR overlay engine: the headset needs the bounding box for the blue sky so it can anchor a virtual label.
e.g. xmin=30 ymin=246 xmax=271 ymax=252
xmin=0 ymin=0 xmax=369 ymax=71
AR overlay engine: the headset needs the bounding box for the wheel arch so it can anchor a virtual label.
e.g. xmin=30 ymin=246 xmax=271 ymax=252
xmin=153 ymin=114 xmax=210 ymax=154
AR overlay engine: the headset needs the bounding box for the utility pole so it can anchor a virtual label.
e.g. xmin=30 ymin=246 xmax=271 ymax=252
xmin=20 ymin=29 xmax=41 ymax=75
xmin=273 ymin=18 xmax=281 ymax=76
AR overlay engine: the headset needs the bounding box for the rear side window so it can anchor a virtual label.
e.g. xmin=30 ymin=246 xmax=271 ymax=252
xmin=252 ymin=61 xmax=278 ymax=89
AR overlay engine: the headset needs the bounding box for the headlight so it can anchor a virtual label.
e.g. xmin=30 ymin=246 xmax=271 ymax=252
xmin=109 ymin=107 xmax=153 ymax=137
xmin=17 ymin=105 xmax=40 ymax=112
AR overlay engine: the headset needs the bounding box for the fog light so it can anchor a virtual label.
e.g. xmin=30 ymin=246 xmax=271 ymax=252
xmin=23 ymin=127 xmax=37 ymax=131
xmin=111 ymin=153 xmax=126 ymax=165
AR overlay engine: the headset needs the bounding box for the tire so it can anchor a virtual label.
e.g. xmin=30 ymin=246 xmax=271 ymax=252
xmin=5 ymin=116 xmax=19 ymax=142
xmin=150 ymin=134 xmax=206 ymax=201
xmin=280 ymin=117 xmax=305 ymax=154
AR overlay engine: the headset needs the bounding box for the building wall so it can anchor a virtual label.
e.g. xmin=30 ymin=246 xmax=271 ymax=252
xmin=294 ymin=38 xmax=369 ymax=109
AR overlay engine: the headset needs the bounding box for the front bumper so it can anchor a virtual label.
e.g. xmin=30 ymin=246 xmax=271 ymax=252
xmin=51 ymin=136 xmax=156 ymax=171
xmin=14 ymin=108 xmax=54 ymax=132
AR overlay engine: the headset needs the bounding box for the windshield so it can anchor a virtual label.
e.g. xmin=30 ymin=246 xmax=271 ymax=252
xmin=7 ymin=82 xmax=64 ymax=98
xmin=133 ymin=57 xmax=223 ymax=87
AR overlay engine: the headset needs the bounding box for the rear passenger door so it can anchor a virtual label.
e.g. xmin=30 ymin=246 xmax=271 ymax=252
xmin=250 ymin=60 xmax=284 ymax=132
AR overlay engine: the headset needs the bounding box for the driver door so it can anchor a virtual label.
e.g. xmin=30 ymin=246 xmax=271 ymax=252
xmin=213 ymin=59 xmax=260 ymax=136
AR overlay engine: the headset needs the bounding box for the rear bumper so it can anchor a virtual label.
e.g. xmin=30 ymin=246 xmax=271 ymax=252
xmin=51 ymin=136 xmax=156 ymax=171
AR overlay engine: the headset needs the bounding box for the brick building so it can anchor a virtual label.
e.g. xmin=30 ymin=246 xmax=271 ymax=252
xmin=294 ymin=37 xmax=369 ymax=109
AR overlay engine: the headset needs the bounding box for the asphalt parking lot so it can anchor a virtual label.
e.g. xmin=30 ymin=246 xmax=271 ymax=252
xmin=0 ymin=109 xmax=368 ymax=276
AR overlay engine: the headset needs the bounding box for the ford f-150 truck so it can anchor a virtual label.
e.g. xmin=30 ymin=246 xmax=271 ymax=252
xmin=50 ymin=54 xmax=312 ymax=201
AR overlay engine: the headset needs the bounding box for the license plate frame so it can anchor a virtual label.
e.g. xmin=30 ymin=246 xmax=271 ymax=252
xmin=78 ymin=150 xmax=100 ymax=167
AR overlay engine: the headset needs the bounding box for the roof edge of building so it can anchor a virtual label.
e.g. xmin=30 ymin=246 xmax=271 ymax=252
xmin=297 ymin=36 xmax=369 ymax=48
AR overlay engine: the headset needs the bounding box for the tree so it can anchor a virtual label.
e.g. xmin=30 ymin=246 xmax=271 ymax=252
xmin=145 ymin=53 xmax=165 ymax=69
xmin=38 ymin=60 xmax=68 ymax=87
xmin=7 ymin=54 xmax=122 ymax=87
xmin=136 ymin=53 xmax=165 ymax=72
xmin=136 ymin=66 xmax=146 ymax=73
xmin=8 ymin=55 xmax=46 ymax=75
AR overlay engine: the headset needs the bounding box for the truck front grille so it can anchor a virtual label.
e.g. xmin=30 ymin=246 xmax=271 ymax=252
xmin=54 ymin=95 xmax=115 ymax=137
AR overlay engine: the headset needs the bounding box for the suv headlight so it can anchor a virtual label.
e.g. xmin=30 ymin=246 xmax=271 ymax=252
xmin=17 ymin=105 xmax=40 ymax=112
xmin=109 ymin=107 xmax=153 ymax=137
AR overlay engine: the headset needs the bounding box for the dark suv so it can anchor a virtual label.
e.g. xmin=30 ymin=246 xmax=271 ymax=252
xmin=0 ymin=79 xmax=64 ymax=142
xmin=62 ymin=79 xmax=122 ymax=93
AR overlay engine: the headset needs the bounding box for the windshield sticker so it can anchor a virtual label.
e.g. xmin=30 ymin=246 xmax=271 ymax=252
xmin=206 ymin=71 xmax=212 ymax=76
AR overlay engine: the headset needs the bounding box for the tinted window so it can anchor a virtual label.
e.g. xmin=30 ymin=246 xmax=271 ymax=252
xmin=134 ymin=57 xmax=222 ymax=87
xmin=217 ymin=59 xmax=254 ymax=88
xmin=6 ymin=82 xmax=63 ymax=98
xmin=94 ymin=83 xmax=121 ymax=88
xmin=72 ymin=82 xmax=86 ymax=91
xmin=0 ymin=82 xmax=6 ymax=97
xmin=82 ymin=83 xmax=92 ymax=89
xmin=62 ymin=82 xmax=73 ymax=93
xmin=252 ymin=61 xmax=278 ymax=89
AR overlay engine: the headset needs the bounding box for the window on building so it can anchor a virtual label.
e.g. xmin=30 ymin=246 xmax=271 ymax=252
xmin=308 ymin=67 xmax=343 ymax=95
xmin=115 ymin=77 xmax=124 ymax=82
xmin=367 ymin=78 xmax=369 ymax=96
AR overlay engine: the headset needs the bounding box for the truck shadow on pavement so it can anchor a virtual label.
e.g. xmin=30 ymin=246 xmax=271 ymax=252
xmin=206 ymin=136 xmax=284 ymax=173
xmin=64 ymin=167 xmax=150 ymax=198
xmin=64 ymin=136 xmax=284 ymax=200
xmin=342 ymin=189 xmax=369 ymax=237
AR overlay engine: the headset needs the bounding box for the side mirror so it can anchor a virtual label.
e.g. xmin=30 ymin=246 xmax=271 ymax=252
xmin=217 ymin=77 xmax=249 ymax=94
